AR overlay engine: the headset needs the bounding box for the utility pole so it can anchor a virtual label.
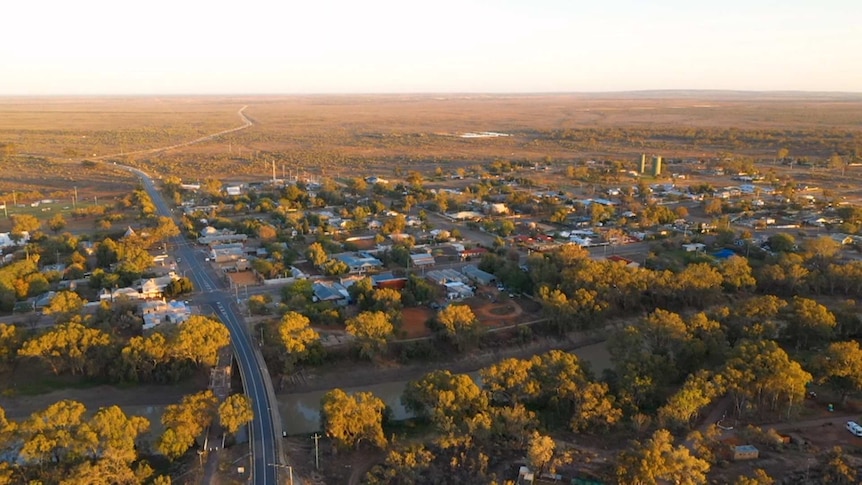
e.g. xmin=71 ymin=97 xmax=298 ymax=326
xmin=268 ymin=464 xmax=293 ymax=485
xmin=1 ymin=201 xmax=6 ymax=218
xmin=312 ymin=433 xmax=321 ymax=470
xmin=73 ymin=186 xmax=78 ymax=210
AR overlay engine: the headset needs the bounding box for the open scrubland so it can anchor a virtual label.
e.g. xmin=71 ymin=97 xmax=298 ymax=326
xmin=2 ymin=92 xmax=862 ymax=191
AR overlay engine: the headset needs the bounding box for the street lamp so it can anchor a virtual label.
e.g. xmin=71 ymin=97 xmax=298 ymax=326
xmin=268 ymin=463 xmax=293 ymax=485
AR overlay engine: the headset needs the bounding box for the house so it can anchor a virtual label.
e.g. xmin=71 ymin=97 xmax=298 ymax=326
xmin=448 ymin=211 xmax=483 ymax=221
xmin=487 ymin=203 xmax=510 ymax=215
xmin=78 ymin=240 xmax=95 ymax=256
xmin=211 ymin=244 xmax=246 ymax=263
xmin=138 ymin=272 xmax=179 ymax=299
xmin=99 ymin=287 xmax=142 ymax=302
xmin=225 ymin=185 xmax=242 ymax=196
xmin=459 ymin=247 xmax=488 ymax=261
xmin=198 ymin=230 xmax=248 ymax=245
xmin=426 ymin=269 xmax=470 ymax=286
xmin=371 ymin=272 xmax=407 ymax=290
xmin=312 ymin=281 xmax=350 ymax=306
xmin=682 ymin=243 xmax=706 ymax=253
xmin=462 ymin=265 xmax=496 ymax=286
xmin=444 ymin=281 xmax=474 ymax=300
xmin=0 ymin=231 xmax=29 ymax=248
xmin=733 ymin=445 xmax=759 ymax=461
xmin=332 ymin=252 xmax=384 ymax=274
xmin=141 ymin=299 xmax=191 ymax=330
xmin=830 ymin=233 xmax=854 ymax=246
xmin=34 ymin=291 xmax=57 ymax=309
xmin=607 ymin=255 xmax=640 ymax=269
xmin=41 ymin=263 xmax=66 ymax=274
xmin=410 ymin=253 xmax=436 ymax=268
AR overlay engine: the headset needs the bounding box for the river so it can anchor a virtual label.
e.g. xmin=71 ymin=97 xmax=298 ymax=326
xmin=278 ymin=341 xmax=611 ymax=435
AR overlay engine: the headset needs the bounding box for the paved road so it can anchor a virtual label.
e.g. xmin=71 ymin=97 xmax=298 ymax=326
xmin=124 ymin=165 xmax=282 ymax=484
xmin=97 ymin=107 xmax=287 ymax=484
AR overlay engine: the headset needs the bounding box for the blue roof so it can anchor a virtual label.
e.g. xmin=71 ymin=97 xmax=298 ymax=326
xmin=713 ymin=248 xmax=737 ymax=259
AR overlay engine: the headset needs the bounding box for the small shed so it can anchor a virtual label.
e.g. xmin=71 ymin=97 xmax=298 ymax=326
xmin=733 ymin=444 xmax=759 ymax=461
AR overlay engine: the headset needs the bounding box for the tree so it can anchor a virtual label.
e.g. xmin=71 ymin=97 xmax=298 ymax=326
xmin=435 ymin=304 xmax=481 ymax=351
xmin=527 ymin=432 xmax=555 ymax=476
xmin=348 ymin=177 xmax=368 ymax=194
xmin=19 ymin=319 xmax=111 ymax=376
xmin=84 ymin=405 xmax=151 ymax=463
xmin=767 ymin=233 xmax=796 ymax=253
xmin=783 ymin=296 xmax=836 ymax=349
xmin=120 ymin=332 xmax=169 ymax=383
xmin=348 ymin=277 xmax=375 ymax=309
xmin=406 ymin=171 xmax=424 ymax=189
xmin=720 ymin=256 xmax=756 ymax=292
xmin=245 ymin=294 xmax=271 ymax=316
xmin=306 ymin=242 xmax=328 ymax=267
xmin=733 ymin=469 xmax=774 ymax=485
xmin=370 ymin=288 xmax=402 ymax=316
xmin=322 ymin=259 xmax=349 ymax=276
xmin=321 ymin=389 xmax=387 ymax=451
xmin=18 ymin=400 xmax=90 ymax=465
xmin=10 ymin=214 xmax=40 ymax=237
xmin=345 ymin=311 xmax=393 ymax=360
xmin=616 ymin=428 xmax=710 ymax=485
xmin=0 ymin=323 xmax=20 ymax=372
xmin=828 ymin=153 xmax=846 ymax=174
xmin=171 ymin=315 xmax=231 ymax=366
xmin=366 ymin=444 xmax=435 ymax=484
xmin=816 ymin=341 xmax=862 ymax=404
xmin=278 ymin=311 xmax=320 ymax=370
xmin=158 ymin=391 xmax=217 ymax=460
xmin=802 ymin=236 xmax=842 ymax=268
xmin=481 ymin=357 xmax=538 ymax=405
xmin=821 ymin=446 xmax=856 ymax=484
xmin=282 ymin=279 xmax=313 ymax=303
xmin=201 ymin=178 xmax=223 ymax=198
xmin=43 ymin=291 xmax=86 ymax=323
xmin=402 ymin=370 xmax=488 ymax=433
xmin=658 ymin=370 xmax=726 ymax=429
xmin=723 ymin=339 xmax=811 ymax=418
xmin=704 ymin=198 xmax=722 ymax=216
xmin=218 ymin=394 xmax=254 ymax=435
xmin=48 ymin=214 xmax=67 ymax=234
xmin=164 ymin=277 xmax=194 ymax=297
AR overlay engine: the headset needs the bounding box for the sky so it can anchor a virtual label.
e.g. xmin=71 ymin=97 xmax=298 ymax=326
xmin=1 ymin=0 xmax=859 ymax=95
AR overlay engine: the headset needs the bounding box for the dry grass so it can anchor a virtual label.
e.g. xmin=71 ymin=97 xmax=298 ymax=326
xmin=1 ymin=93 xmax=861 ymax=193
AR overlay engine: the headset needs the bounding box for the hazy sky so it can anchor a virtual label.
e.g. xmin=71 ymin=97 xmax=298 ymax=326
xmin=2 ymin=0 xmax=859 ymax=95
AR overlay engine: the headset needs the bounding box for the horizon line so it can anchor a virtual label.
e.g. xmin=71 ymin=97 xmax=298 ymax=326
xmin=1 ymin=89 xmax=862 ymax=99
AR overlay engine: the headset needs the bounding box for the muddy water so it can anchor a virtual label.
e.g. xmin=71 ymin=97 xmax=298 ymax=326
xmin=278 ymin=341 xmax=611 ymax=435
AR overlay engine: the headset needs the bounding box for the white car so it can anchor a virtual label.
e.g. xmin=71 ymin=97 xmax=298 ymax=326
xmin=845 ymin=421 xmax=862 ymax=437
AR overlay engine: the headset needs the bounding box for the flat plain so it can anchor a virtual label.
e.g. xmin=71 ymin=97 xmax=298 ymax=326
xmin=1 ymin=92 xmax=861 ymax=196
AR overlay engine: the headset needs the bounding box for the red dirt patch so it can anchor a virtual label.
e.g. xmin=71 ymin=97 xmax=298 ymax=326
xmin=400 ymin=307 xmax=433 ymax=338
xmin=469 ymin=298 xmax=525 ymax=327
xmin=226 ymin=270 xmax=258 ymax=287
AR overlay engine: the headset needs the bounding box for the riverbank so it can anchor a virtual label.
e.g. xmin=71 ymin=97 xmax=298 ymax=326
xmin=280 ymin=331 xmax=608 ymax=395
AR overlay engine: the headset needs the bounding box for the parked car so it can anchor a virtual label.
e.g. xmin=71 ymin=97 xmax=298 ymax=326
xmin=845 ymin=421 xmax=862 ymax=437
